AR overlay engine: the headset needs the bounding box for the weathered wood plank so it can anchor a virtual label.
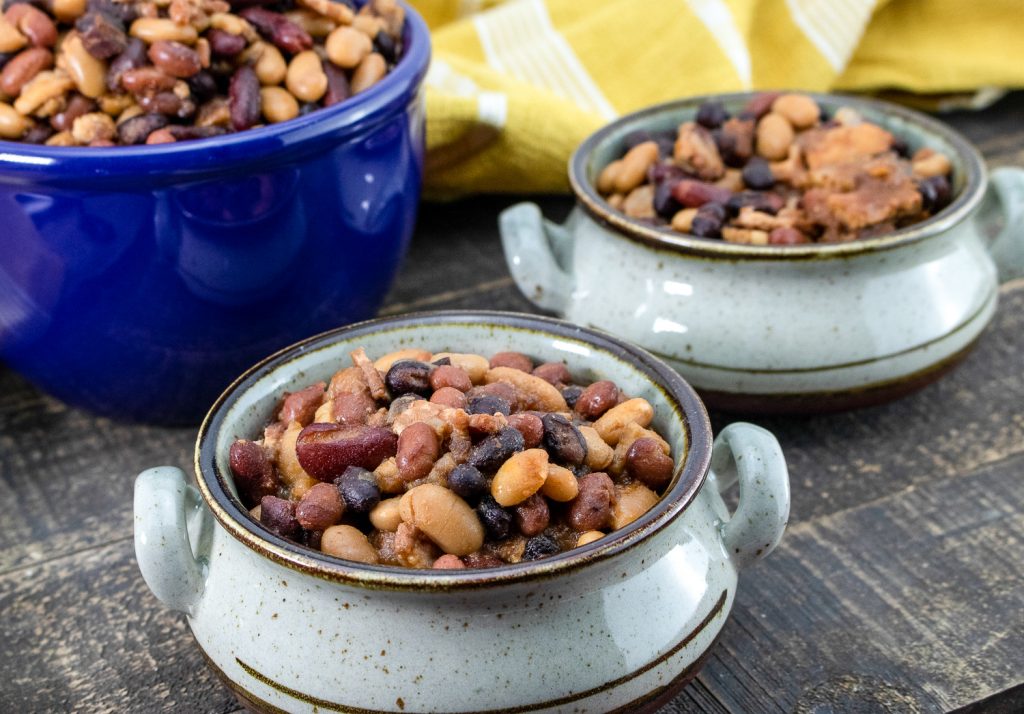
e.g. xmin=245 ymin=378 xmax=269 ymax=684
xmin=666 ymin=452 xmax=1024 ymax=713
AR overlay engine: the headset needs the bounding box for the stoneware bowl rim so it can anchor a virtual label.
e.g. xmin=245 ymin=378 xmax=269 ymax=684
xmin=0 ymin=0 xmax=430 ymax=184
xmin=569 ymin=90 xmax=987 ymax=260
xmin=195 ymin=310 xmax=714 ymax=592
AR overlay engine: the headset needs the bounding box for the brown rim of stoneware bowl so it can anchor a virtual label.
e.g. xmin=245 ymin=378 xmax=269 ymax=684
xmin=195 ymin=310 xmax=713 ymax=592
xmin=570 ymin=91 xmax=986 ymax=261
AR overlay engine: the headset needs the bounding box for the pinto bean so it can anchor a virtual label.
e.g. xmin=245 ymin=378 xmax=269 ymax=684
xmin=574 ymin=380 xmax=619 ymax=419
xmin=433 ymin=352 xmax=488 ymax=383
xmin=531 ymin=362 xmax=572 ymax=386
xmin=489 ymin=351 xmax=533 ymax=372
xmin=396 ymin=422 xmax=439 ymax=483
xmin=625 ymin=437 xmax=674 ymax=490
xmin=568 ymin=472 xmax=616 ymax=532
xmin=277 ymin=381 xmax=324 ymax=426
xmin=514 ymin=493 xmax=549 ymax=537
xmin=430 ymin=364 xmax=471 ymax=393
xmin=295 ymin=481 xmax=344 ymax=531
xmin=147 ymin=40 xmax=201 ymax=78
xmin=507 ymin=412 xmax=543 ymax=449
xmin=430 ymin=386 xmax=466 ymax=410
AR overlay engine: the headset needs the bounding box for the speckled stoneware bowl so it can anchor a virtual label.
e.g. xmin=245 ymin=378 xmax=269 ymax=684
xmin=134 ymin=311 xmax=790 ymax=713
xmin=500 ymin=92 xmax=1024 ymax=413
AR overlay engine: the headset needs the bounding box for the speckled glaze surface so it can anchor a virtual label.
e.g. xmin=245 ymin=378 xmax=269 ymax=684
xmin=134 ymin=311 xmax=790 ymax=713
xmin=499 ymin=93 xmax=1024 ymax=412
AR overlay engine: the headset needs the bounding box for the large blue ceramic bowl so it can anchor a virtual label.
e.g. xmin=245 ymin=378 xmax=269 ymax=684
xmin=0 ymin=3 xmax=430 ymax=424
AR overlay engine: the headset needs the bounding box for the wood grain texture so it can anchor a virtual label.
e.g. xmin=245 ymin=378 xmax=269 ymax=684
xmin=0 ymin=92 xmax=1022 ymax=713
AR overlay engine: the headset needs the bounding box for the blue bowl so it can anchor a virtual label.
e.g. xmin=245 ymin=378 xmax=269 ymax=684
xmin=0 ymin=4 xmax=430 ymax=424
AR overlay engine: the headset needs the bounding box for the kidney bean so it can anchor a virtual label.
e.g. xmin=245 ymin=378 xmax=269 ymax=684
xmin=514 ymin=493 xmax=549 ymax=537
xmin=116 ymin=111 xmax=167 ymax=144
xmin=385 ymin=359 xmax=433 ymax=398
xmin=475 ymin=495 xmax=512 ymax=540
xmin=541 ymin=414 xmax=587 ymax=467
xmin=229 ymin=439 xmax=280 ymax=507
xmin=148 ymin=39 xmax=201 ymax=77
xmin=228 ymin=63 xmax=259 ymax=130
xmin=468 ymin=426 xmax=524 ymax=473
xmin=335 ymin=465 xmax=381 ymax=514
xmin=625 ymin=437 xmax=674 ymax=490
xmin=120 ymin=65 xmax=174 ymax=93
xmin=260 ymin=495 xmax=300 ymax=539
xmin=106 ymin=36 xmax=144 ymax=90
xmin=206 ymin=27 xmax=245 ymax=56
xmin=296 ymin=423 xmax=398 ymax=481
xmin=5 ymin=4 xmax=55 ymax=47
xmin=396 ymin=422 xmax=439 ymax=483
xmin=696 ymin=100 xmax=728 ymax=129
xmin=329 ymin=390 xmax=373 ymax=425
xmin=507 ymin=412 xmax=543 ymax=449
xmin=489 ymin=351 xmax=532 ymax=373
xmin=49 ymin=91 xmax=93 ymax=131
xmin=522 ymin=533 xmax=559 ymax=561
xmin=322 ymin=60 xmax=349 ymax=107
xmin=568 ymin=472 xmax=615 ymax=532
xmin=399 ymin=483 xmax=484 ymax=556
xmin=0 ymin=46 xmax=51 ymax=96
xmin=574 ymin=380 xmax=619 ymax=419
xmin=428 ymin=364 xmax=471 ymax=393
xmin=653 ymin=178 xmax=683 ymax=219
xmin=295 ymin=481 xmax=344 ymax=531
xmin=321 ymin=524 xmax=379 ymax=563
xmin=670 ymin=178 xmax=732 ymax=209
xmin=74 ymin=9 xmax=125 ymax=58
xmin=741 ymin=91 xmax=780 ymax=120
xmin=531 ymin=362 xmax=571 ymax=386
xmin=429 ymin=386 xmax=466 ymax=410
xmin=240 ymin=7 xmax=311 ymax=54
xmin=276 ymin=381 xmax=324 ymax=426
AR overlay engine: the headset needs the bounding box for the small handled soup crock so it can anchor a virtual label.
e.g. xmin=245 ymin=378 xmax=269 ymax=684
xmin=500 ymin=92 xmax=1024 ymax=413
xmin=134 ymin=311 xmax=790 ymax=713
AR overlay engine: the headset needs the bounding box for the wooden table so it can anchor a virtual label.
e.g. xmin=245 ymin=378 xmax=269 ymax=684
xmin=2 ymin=92 xmax=1022 ymax=714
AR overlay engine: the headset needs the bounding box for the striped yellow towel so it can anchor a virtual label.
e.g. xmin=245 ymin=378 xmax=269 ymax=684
xmin=412 ymin=0 xmax=1024 ymax=196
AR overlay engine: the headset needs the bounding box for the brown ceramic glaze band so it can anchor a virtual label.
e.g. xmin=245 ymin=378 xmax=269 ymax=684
xmin=194 ymin=310 xmax=714 ymax=592
xmin=569 ymin=91 xmax=986 ymax=261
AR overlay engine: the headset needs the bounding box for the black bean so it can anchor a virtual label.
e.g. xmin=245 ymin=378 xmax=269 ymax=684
xmin=139 ymin=90 xmax=195 ymax=119
xmin=691 ymin=203 xmax=726 ymax=238
xmin=21 ymin=123 xmax=53 ymax=144
xmin=918 ymin=175 xmax=952 ymax=214
xmin=260 ymin=495 xmax=299 ymax=539
xmin=373 ymin=29 xmax=397 ymax=64
xmin=447 ymin=463 xmax=488 ymax=503
xmin=187 ymin=70 xmax=218 ymax=103
xmin=726 ymin=190 xmax=784 ymax=216
xmin=696 ymin=100 xmax=729 ymax=129
xmin=431 ymin=356 xmax=451 ymax=366
xmin=522 ymin=534 xmax=560 ymax=561
xmin=653 ymin=179 xmax=682 ymax=219
xmin=541 ymin=413 xmax=587 ymax=466
xmin=229 ymin=64 xmax=261 ymax=130
xmin=107 ymin=38 xmax=146 ymax=92
xmin=385 ymin=359 xmax=433 ymax=397
xmin=117 ymin=113 xmax=169 ymax=145
xmin=335 ymin=466 xmax=381 ymax=514
xmin=302 ymin=529 xmax=323 ymax=550
xmin=468 ymin=426 xmax=525 ymax=473
xmin=623 ymin=128 xmax=675 ymax=157
xmin=86 ymin=0 xmax=137 ymax=24
xmin=0 ymin=51 xmax=13 ymax=71
xmin=76 ymin=11 xmax=128 ymax=59
xmin=476 ymin=496 xmax=512 ymax=541
xmin=891 ymin=135 xmax=910 ymax=158
xmin=466 ymin=394 xmax=511 ymax=416
xmin=560 ymin=385 xmax=583 ymax=409
xmin=741 ymin=157 xmax=775 ymax=190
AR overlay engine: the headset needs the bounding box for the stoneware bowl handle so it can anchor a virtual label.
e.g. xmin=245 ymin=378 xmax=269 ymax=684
xmin=134 ymin=466 xmax=212 ymax=615
xmin=982 ymin=166 xmax=1024 ymax=283
xmin=709 ymin=423 xmax=790 ymax=570
xmin=499 ymin=202 xmax=573 ymax=313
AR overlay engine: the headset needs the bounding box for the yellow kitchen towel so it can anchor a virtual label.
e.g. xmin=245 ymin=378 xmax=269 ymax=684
xmin=412 ymin=0 xmax=1024 ymax=196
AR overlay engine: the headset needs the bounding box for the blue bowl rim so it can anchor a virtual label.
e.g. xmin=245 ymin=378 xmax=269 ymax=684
xmin=0 ymin=0 xmax=431 ymax=183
